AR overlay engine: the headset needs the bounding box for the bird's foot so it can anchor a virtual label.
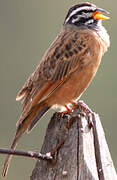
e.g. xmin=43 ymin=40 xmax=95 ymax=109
xmin=77 ymin=100 xmax=93 ymax=114
xmin=77 ymin=100 xmax=94 ymax=128
xmin=62 ymin=100 xmax=93 ymax=115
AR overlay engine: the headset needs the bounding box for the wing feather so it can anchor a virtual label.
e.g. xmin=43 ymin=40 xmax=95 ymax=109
xmin=16 ymin=26 xmax=90 ymax=126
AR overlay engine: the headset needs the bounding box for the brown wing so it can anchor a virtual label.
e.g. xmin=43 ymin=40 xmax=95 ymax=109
xmin=16 ymin=26 xmax=92 ymax=125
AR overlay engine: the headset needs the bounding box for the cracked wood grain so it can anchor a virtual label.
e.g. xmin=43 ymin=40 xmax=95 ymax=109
xmin=30 ymin=107 xmax=117 ymax=180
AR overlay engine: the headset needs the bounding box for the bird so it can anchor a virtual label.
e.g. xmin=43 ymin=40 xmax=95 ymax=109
xmin=2 ymin=2 xmax=110 ymax=177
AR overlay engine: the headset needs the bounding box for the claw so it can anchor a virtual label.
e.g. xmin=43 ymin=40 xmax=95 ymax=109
xmin=77 ymin=100 xmax=93 ymax=114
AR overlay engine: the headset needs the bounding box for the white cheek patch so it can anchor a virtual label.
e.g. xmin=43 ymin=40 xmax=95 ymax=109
xmin=85 ymin=19 xmax=94 ymax=25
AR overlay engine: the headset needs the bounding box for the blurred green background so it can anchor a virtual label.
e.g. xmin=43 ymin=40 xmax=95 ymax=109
xmin=0 ymin=0 xmax=116 ymax=179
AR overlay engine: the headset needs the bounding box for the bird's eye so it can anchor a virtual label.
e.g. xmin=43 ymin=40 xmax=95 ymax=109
xmin=82 ymin=12 xmax=93 ymax=18
xmin=73 ymin=15 xmax=78 ymax=19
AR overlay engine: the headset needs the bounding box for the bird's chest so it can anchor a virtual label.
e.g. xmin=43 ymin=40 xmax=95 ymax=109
xmin=62 ymin=58 xmax=101 ymax=101
xmin=52 ymin=53 xmax=102 ymax=106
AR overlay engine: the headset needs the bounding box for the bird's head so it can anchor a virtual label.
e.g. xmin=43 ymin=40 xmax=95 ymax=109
xmin=64 ymin=2 xmax=109 ymax=30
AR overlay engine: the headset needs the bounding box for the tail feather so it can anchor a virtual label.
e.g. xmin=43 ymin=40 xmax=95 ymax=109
xmin=2 ymin=135 xmax=20 ymax=177
xmin=27 ymin=106 xmax=50 ymax=133
xmin=2 ymin=102 xmax=50 ymax=177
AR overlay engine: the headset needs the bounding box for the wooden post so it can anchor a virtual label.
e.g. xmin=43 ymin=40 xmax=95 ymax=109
xmin=30 ymin=107 xmax=117 ymax=180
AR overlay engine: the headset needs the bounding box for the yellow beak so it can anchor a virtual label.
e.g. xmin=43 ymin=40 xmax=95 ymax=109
xmin=93 ymin=11 xmax=110 ymax=20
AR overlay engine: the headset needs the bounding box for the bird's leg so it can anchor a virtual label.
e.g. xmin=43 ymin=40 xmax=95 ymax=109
xmin=64 ymin=105 xmax=72 ymax=113
xmin=61 ymin=105 xmax=73 ymax=115
xmin=70 ymin=101 xmax=78 ymax=110
xmin=67 ymin=100 xmax=93 ymax=114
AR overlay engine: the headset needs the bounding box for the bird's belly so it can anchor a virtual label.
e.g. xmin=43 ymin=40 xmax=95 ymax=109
xmin=47 ymin=63 xmax=98 ymax=106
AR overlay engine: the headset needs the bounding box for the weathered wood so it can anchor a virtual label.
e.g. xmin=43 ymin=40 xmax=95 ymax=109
xmin=30 ymin=107 xmax=117 ymax=180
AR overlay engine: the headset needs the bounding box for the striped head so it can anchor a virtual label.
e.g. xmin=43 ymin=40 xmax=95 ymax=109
xmin=64 ymin=2 xmax=109 ymax=30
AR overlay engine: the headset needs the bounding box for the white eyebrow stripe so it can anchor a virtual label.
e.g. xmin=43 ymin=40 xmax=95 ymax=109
xmin=65 ymin=6 xmax=95 ymax=23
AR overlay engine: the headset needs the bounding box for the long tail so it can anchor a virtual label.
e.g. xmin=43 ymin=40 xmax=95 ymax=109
xmin=2 ymin=133 xmax=20 ymax=177
xmin=27 ymin=105 xmax=50 ymax=133
xmin=2 ymin=102 xmax=50 ymax=177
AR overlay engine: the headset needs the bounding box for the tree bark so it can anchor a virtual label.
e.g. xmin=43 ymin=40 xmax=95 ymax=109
xmin=30 ymin=107 xmax=117 ymax=180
